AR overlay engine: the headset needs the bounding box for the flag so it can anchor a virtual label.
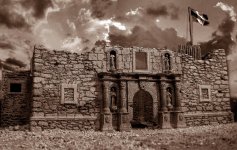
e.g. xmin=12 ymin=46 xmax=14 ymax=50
xmin=190 ymin=8 xmax=209 ymax=26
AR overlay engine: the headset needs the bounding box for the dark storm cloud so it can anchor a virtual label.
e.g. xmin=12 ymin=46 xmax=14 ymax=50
xmin=0 ymin=61 xmax=15 ymax=71
xmin=146 ymin=4 xmax=179 ymax=19
xmin=21 ymin=0 xmax=53 ymax=19
xmin=0 ymin=41 xmax=15 ymax=50
xmin=108 ymin=2 xmax=184 ymax=50
xmin=90 ymin=0 xmax=115 ymax=19
xmin=0 ymin=0 xmax=53 ymax=29
xmin=200 ymin=15 xmax=235 ymax=55
xmin=5 ymin=58 xmax=26 ymax=68
xmin=0 ymin=7 xmax=30 ymax=29
xmin=109 ymin=25 xmax=186 ymax=49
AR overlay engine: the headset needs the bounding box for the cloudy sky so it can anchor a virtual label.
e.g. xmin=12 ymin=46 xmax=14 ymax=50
xmin=0 ymin=0 xmax=237 ymax=96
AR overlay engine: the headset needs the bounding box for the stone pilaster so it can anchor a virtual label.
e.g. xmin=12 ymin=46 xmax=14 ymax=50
xmin=159 ymin=77 xmax=171 ymax=129
xmin=118 ymin=81 xmax=131 ymax=131
xmin=120 ymin=81 xmax=127 ymax=113
xmin=158 ymin=111 xmax=172 ymax=129
xmin=174 ymin=112 xmax=186 ymax=128
xmin=175 ymin=78 xmax=182 ymax=111
xmin=174 ymin=77 xmax=186 ymax=128
xmin=160 ymin=79 xmax=168 ymax=112
xmin=101 ymin=81 xmax=113 ymax=131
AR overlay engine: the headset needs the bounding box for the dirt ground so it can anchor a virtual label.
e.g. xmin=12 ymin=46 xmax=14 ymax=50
xmin=0 ymin=123 xmax=237 ymax=150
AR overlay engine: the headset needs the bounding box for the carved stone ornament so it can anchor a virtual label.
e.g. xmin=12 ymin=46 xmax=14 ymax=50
xmin=122 ymin=115 xmax=128 ymax=123
xmin=139 ymin=82 xmax=146 ymax=89
xmin=160 ymin=82 xmax=168 ymax=90
xmin=164 ymin=115 xmax=168 ymax=122
xmin=105 ymin=116 xmax=111 ymax=123
xmin=179 ymin=115 xmax=184 ymax=121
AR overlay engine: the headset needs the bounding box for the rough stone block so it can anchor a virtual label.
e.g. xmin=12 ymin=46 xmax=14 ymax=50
xmin=38 ymin=121 xmax=48 ymax=126
xmin=33 ymin=102 xmax=42 ymax=108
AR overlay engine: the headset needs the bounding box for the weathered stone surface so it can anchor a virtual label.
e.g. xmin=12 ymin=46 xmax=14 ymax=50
xmin=0 ymin=46 xmax=232 ymax=131
xmin=1 ymin=71 xmax=31 ymax=127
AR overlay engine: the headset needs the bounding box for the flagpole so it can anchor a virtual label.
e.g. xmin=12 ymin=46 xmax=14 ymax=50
xmin=188 ymin=7 xmax=193 ymax=45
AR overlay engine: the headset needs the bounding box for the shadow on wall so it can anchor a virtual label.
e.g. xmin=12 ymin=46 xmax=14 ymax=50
xmin=230 ymin=97 xmax=237 ymax=122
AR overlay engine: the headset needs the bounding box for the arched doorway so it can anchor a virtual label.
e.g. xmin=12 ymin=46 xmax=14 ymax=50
xmin=131 ymin=90 xmax=153 ymax=127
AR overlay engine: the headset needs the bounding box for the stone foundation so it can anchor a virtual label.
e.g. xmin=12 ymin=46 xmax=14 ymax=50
xmin=30 ymin=116 xmax=97 ymax=131
xmin=185 ymin=112 xmax=233 ymax=126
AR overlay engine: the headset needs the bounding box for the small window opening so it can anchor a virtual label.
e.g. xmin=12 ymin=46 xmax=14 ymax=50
xmin=10 ymin=83 xmax=22 ymax=93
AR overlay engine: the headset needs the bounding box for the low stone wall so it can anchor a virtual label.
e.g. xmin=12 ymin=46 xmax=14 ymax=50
xmin=184 ymin=112 xmax=233 ymax=127
xmin=30 ymin=116 xmax=97 ymax=131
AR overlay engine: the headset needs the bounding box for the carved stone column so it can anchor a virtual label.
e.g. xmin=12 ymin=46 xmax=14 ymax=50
xmin=120 ymin=81 xmax=127 ymax=113
xmin=160 ymin=80 xmax=168 ymax=112
xmin=174 ymin=76 xmax=186 ymax=128
xmin=159 ymin=77 xmax=171 ymax=129
xmin=118 ymin=81 xmax=131 ymax=131
xmin=175 ymin=80 xmax=182 ymax=111
xmin=101 ymin=81 xmax=113 ymax=131
xmin=103 ymin=81 xmax=110 ymax=114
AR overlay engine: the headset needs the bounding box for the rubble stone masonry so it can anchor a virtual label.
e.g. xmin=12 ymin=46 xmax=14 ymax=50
xmin=1 ymin=71 xmax=31 ymax=128
xmin=0 ymin=45 xmax=232 ymax=131
xmin=181 ymin=49 xmax=233 ymax=126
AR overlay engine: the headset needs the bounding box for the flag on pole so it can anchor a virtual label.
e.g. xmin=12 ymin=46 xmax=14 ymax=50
xmin=190 ymin=8 xmax=209 ymax=26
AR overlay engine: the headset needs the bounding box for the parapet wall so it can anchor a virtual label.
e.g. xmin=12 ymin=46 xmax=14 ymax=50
xmin=181 ymin=49 xmax=233 ymax=126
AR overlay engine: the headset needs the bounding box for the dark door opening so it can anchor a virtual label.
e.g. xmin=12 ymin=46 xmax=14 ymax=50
xmin=131 ymin=90 xmax=153 ymax=128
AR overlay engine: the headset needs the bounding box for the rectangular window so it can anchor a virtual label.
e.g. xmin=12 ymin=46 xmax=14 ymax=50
xmin=201 ymin=88 xmax=209 ymax=99
xmin=10 ymin=83 xmax=22 ymax=93
xmin=135 ymin=52 xmax=148 ymax=70
xmin=64 ymin=88 xmax=74 ymax=102
xmin=61 ymin=84 xmax=78 ymax=104
xmin=199 ymin=85 xmax=211 ymax=102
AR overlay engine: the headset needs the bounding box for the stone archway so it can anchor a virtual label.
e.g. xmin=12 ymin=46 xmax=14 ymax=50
xmin=132 ymin=90 xmax=153 ymax=127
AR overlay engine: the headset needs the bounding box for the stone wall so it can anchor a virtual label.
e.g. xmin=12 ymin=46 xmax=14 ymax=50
xmin=1 ymin=70 xmax=31 ymax=128
xmin=31 ymin=45 xmax=233 ymax=130
xmin=31 ymin=46 xmax=105 ymax=130
xmin=184 ymin=112 xmax=233 ymax=126
xmin=31 ymin=45 xmax=182 ymax=130
xmin=30 ymin=117 xmax=96 ymax=131
xmin=181 ymin=49 xmax=233 ymax=126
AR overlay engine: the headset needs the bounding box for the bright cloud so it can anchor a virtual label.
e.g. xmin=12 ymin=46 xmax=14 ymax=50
xmin=61 ymin=36 xmax=81 ymax=50
xmin=215 ymin=2 xmax=236 ymax=22
xmin=126 ymin=7 xmax=142 ymax=16
xmin=98 ymin=19 xmax=126 ymax=31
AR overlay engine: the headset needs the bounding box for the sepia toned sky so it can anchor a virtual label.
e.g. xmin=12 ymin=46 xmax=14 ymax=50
xmin=0 ymin=0 xmax=237 ymax=96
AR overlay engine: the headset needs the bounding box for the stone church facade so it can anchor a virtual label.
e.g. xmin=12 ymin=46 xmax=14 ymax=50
xmin=0 ymin=45 xmax=234 ymax=131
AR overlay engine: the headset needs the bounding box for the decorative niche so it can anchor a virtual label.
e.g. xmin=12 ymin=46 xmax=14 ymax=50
xmin=61 ymin=83 xmax=78 ymax=104
xmin=199 ymin=85 xmax=211 ymax=102
xmin=110 ymin=50 xmax=117 ymax=71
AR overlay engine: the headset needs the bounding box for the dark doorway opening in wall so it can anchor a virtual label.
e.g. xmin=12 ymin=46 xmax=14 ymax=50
xmin=131 ymin=90 xmax=154 ymax=128
xmin=10 ymin=83 xmax=22 ymax=93
xmin=230 ymin=98 xmax=237 ymax=122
